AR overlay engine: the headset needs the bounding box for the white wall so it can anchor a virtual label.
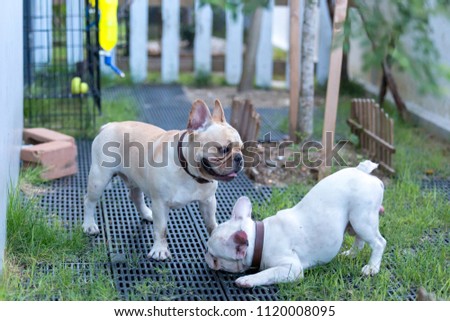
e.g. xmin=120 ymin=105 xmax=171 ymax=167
xmin=0 ymin=1 xmax=23 ymax=274
xmin=348 ymin=7 xmax=450 ymax=140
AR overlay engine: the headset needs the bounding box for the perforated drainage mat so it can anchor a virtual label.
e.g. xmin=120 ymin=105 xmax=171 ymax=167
xmin=32 ymin=85 xmax=449 ymax=301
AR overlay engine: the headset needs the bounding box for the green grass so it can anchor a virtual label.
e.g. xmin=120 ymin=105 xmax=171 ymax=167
xmin=19 ymin=165 xmax=48 ymax=186
xmin=12 ymin=77 xmax=450 ymax=300
xmin=252 ymin=171 xmax=449 ymax=300
xmin=24 ymin=95 xmax=138 ymax=139
xmin=0 ymin=187 xmax=117 ymax=300
xmin=254 ymin=90 xmax=450 ymax=299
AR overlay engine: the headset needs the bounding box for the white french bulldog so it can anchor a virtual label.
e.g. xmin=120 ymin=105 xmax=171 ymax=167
xmin=83 ymin=99 xmax=243 ymax=260
xmin=205 ymin=161 xmax=386 ymax=287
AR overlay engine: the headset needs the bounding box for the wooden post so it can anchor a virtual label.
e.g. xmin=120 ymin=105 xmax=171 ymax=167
xmin=194 ymin=0 xmax=213 ymax=76
xmin=319 ymin=0 xmax=348 ymax=179
xmin=225 ymin=5 xmax=244 ymax=85
xmin=255 ymin=0 xmax=274 ymax=88
xmin=130 ymin=0 xmax=149 ymax=83
xmin=289 ymin=0 xmax=301 ymax=141
xmin=161 ymin=0 xmax=180 ymax=83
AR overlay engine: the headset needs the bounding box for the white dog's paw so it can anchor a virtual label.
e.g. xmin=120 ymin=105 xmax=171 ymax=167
xmin=341 ymin=249 xmax=356 ymax=257
xmin=148 ymin=245 xmax=172 ymax=261
xmin=141 ymin=207 xmax=153 ymax=222
xmin=83 ymin=222 xmax=100 ymax=235
xmin=235 ymin=276 xmax=255 ymax=288
xmin=361 ymin=264 xmax=380 ymax=276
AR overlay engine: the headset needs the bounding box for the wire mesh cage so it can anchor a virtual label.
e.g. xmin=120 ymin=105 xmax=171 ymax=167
xmin=23 ymin=0 xmax=101 ymax=137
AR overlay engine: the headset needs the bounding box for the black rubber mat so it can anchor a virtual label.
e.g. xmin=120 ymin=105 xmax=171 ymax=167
xmin=422 ymin=178 xmax=450 ymax=201
xmin=32 ymin=85 xmax=449 ymax=301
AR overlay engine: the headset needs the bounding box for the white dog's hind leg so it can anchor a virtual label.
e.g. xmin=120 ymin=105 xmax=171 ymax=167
xmin=349 ymin=211 xmax=386 ymax=276
xmin=83 ymin=165 xmax=113 ymax=235
xmin=129 ymin=187 xmax=153 ymax=222
xmin=341 ymin=235 xmax=365 ymax=257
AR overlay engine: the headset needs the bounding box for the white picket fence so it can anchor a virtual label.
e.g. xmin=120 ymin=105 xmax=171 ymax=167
xmin=31 ymin=0 xmax=333 ymax=87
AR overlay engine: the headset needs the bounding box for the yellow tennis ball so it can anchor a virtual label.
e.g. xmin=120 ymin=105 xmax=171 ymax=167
xmin=71 ymin=77 xmax=81 ymax=94
xmin=80 ymin=82 xmax=89 ymax=94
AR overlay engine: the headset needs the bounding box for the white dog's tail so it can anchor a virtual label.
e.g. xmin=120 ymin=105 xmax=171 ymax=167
xmin=356 ymin=160 xmax=379 ymax=174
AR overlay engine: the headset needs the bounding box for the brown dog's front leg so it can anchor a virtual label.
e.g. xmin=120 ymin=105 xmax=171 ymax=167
xmin=148 ymin=200 xmax=171 ymax=261
xmin=199 ymin=195 xmax=218 ymax=235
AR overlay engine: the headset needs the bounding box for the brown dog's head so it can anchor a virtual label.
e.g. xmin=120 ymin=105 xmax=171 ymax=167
xmin=185 ymin=99 xmax=243 ymax=182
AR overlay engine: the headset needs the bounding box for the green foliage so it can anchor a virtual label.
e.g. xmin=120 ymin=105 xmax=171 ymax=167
xmin=201 ymin=0 xmax=269 ymax=17
xmin=350 ymin=0 xmax=450 ymax=95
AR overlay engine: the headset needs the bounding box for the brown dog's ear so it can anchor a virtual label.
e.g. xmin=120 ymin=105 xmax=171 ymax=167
xmin=188 ymin=99 xmax=212 ymax=130
xmin=212 ymin=99 xmax=226 ymax=123
xmin=231 ymin=230 xmax=248 ymax=259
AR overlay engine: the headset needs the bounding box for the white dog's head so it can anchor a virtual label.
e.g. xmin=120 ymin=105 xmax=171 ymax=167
xmin=205 ymin=196 xmax=253 ymax=273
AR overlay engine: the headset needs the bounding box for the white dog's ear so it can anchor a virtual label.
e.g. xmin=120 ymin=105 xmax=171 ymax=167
xmin=188 ymin=99 xmax=212 ymax=130
xmin=212 ymin=99 xmax=226 ymax=123
xmin=232 ymin=196 xmax=252 ymax=221
xmin=229 ymin=230 xmax=248 ymax=259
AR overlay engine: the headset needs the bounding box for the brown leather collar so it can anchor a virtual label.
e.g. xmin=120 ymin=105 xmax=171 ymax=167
xmin=177 ymin=131 xmax=212 ymax=184
xmin=250 ymin=221 xmax=264 ymax=270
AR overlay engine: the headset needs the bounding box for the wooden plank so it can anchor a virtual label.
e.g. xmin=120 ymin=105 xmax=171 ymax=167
xmin=319 ymin=0 xmax=348 ymax=179
xmin=161 ymin=0 xmax=180 ymax=83
xmin=361 ymin=99 xmax=367 ymax=152
xmin=254 ymin=113 xmax=261 ymax=141
xmin=130 ymin=0 xmax=149 ymax=83
xmin=225 ymin=6 xmax=244 ymax=85
xmin=194 ymin=0 xmax=212 ymax=76
xmin=389 ymin=117 xmax=395 ymax=169
xmin=374 ymin=104 xmax=381 ymax=163
xmin=230 ymin=99 xmax=242 ymax=129
xmin=347 ymin=119 xmax=395 ymax=152
xmin=370 ymin=100 xmax=376 ymax=157
xmin=255 ymin=0 xmax=274 ymax=88
xmin=289 ymin=0 xmax=301 ymax=141
xmin=241 ymin=100 xmax=252 ymax=141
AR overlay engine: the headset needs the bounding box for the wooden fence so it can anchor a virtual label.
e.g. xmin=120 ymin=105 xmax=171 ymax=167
xmin=117 ymin=0 xmax=333 ymax=86
xmin=230 ymin=99 xmax=261 ymax=142
xmin=32 ymin=0 xmax=334 ymax=86
xmin=347 ymin=99 xmax=395 ymax=174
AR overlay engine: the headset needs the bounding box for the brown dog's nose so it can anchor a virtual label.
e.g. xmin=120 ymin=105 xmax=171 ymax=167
xmin=233 ymin=153 xmax=244 ymax=172
xmin=234 ymin=153 xmax=243 ymax=165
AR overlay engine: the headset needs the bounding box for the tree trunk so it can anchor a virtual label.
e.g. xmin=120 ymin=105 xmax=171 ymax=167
xmin=238 ymin=7 xmax=263 ymax=92
xmin=298 ymin=0 xmax=319 ymax=140
xmin=356 ymin=5 xmax=409 ymax=121
xmin=382 ymin=59 xmax=410 ymax=120
xmin=378 ymin=68 xmax=388 ymax=107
